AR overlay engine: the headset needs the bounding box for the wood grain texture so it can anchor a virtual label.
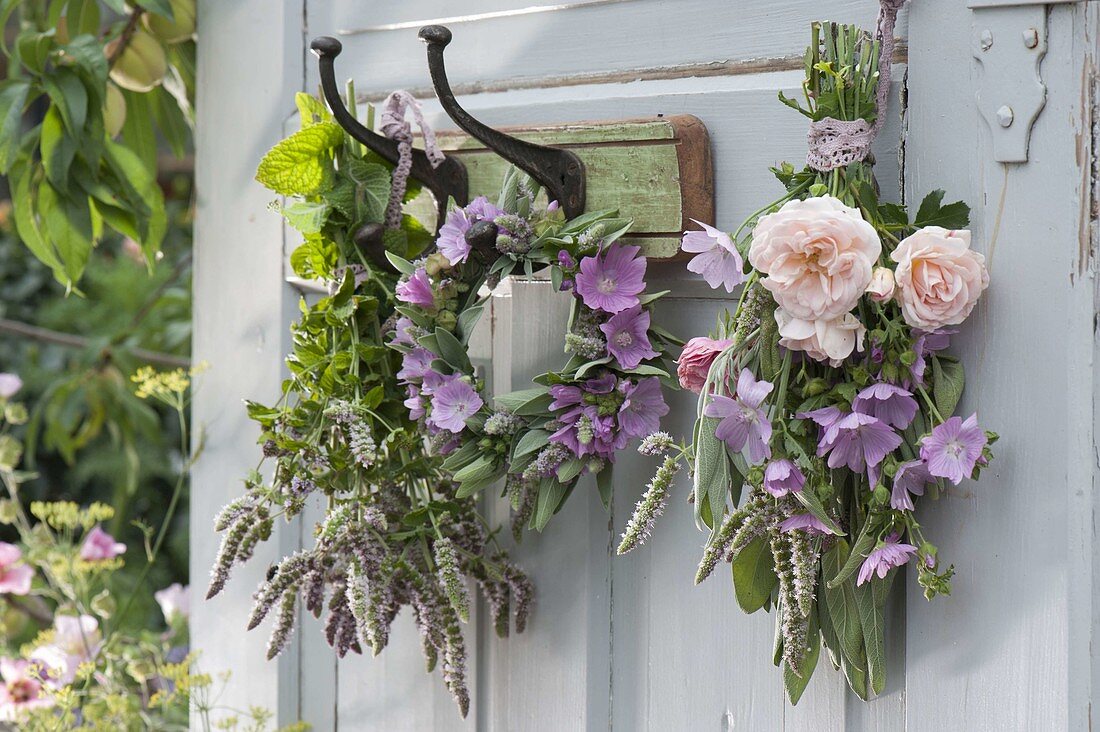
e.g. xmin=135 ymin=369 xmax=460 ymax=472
xmin=904 ymin=2 xmax=1095 ymax=730
xmin=427 ymin=116 xmax=712 ymax=259
xmin=306 ymin=0 xmax=906 ymax=96
xmin=190 ymin=0 xmax=305 ymax=726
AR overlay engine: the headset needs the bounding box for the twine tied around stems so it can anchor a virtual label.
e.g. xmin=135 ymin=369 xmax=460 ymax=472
xmin=805 ymin=0 xmax=906 ymax=172
xmin=379 ymin=90 xmax=446 ymax=230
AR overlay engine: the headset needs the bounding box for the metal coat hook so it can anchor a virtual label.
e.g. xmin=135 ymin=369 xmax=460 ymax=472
xmin=310 ymin=36 xmax=469 ymax=230
xmin=417 ymin=25 xmax=586 ymax=218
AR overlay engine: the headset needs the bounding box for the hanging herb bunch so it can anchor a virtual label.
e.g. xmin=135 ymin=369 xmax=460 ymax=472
xmin=206 ymin=93 xmax=532 ymax=717
xmin=620 ymin=17 xmax=997 ymax=703
xmin=386 ymin=166 xmax=679 ymax=535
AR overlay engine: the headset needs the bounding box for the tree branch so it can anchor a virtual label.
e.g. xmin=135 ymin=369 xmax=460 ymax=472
xmin=0 ymin=318 xmax=191 ymax=369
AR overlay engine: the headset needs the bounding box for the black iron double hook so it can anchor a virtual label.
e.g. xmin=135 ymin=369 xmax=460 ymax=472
xmin=417 ymin=25 xmax=586 ymax=219
xmin=309 ymin=25 xmax=587 ymax=269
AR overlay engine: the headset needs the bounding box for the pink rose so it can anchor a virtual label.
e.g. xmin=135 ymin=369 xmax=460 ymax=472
xmin=676 ymin=337 xmax=733 ymax=394
xmin=775 ymin=308 xmax=866 ymax=367
xmin=749 ymin=196 xmax=881 ymax=321
xmin=79 ymin=526 xmax=126 ymax=562
xmin=866 ymin=266 xmax=896 ymax=302
xmin=891 ymin=227 xmax=989 ymax=329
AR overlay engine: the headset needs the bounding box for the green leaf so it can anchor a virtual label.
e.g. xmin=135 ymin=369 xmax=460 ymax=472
xmin=66 ymin=0 xmax=101 ymax=35
xmin=17 ymin=31 xmax=54 ymax=74
xmin=441 ymin=441 xmax=480 ymax=472
xmin=343 ymin=157 xmax=390 ymax=222
xmin=823 ymin=541 xmax=867 ymax=679
xmin=533 ymin=479 xmax=568 ymax=531
xmin=103 ymin=140 xmax=167 ymax=263
xmin=731 ymin=535 xmax=778 ymax=613
xmin=596 ymin=465 xmax=613 ymax=510
xmin=136 ymin=0 xmax=175 ymax=17
xmin=692 ymin=416 xmax=730 ymax=528
xmin=39 ymin=183 xmax=93 ymax=285
xmin=0 ymin=80 xmax=31 ymax=174
xmin=854 ymin=571 xmax=893 ymax=696
xmin=40 ymin=106 xmax=77 ymax=188
xmin=279 ymin=200 xmax=330 ymax=235
xmin=434 ymin=327 xmax=472 ymax=373
xmin=555 ymin=457 xmax=584 ymax=483
xmin=913 ymin=189 xmax=970 ymax=230
xmin=792 ymin=489 xmax=845 ymax=536
xmin=495 ymin=387 xmax=551 ymax=414
xmin=385 ymin=251 xmax=416 ymax=275
xmin=151 ymin=84 xmax=191 ymax=159
xmin=457 ymin=303 xmax=484 ymax=345
xmin=295 ymin=92 xmax=331 ymax=127
xmin=511 ymin=429 xmax=550 ymax=461
xmin=289 ymin=236 xmax=336 ymax=280
xmin=255 ymin=122 xmax=344 ymax=195
xmin=932 ymin=356 xmax=965 ymax=418
xmin=453 ymin=455 xmax=500 ymax=496
xmin=43 ymin=69 xmax=88 ymax=136
xmin=783 ymin=614 xmax=820 ymax=704
xmin=827 ymin=517 xmax=878 ymax=589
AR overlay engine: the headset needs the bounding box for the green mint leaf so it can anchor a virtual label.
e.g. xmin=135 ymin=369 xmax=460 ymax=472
xmin=255 ymin=122 xmax=343 ymax=195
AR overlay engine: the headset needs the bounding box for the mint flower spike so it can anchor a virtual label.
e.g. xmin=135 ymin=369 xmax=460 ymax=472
xmin=617 ymin=455 xmax=681 ymax=555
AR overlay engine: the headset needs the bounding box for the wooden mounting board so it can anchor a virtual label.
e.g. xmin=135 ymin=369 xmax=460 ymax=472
xmin=430 ymin=114 xmax=712 ymax=261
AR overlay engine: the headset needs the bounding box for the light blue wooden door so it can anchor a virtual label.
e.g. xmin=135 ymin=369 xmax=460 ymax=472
xmin=191 ymin=1 xmax=1099 ymax=729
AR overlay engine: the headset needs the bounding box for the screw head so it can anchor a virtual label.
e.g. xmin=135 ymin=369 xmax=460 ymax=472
xmin=1023 ymin=28 xmax=1039 ymax=49
xmin=979 ymin=29 xmax=994 ymax=51
xmin=996 ymin=105 xmax=1014 ymax=127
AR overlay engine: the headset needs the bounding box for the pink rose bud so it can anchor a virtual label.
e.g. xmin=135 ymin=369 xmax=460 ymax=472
xmin=676 ymin=337 xmax=733 ymax=394
xmin=866 ymin=266 xmax=896 ymax=302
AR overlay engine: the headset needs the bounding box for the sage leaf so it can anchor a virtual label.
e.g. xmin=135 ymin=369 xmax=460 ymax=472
xmin=692 ymin=416 xmax=730 ymax=528
xmin=731 ymin=536 xmax=778 ymax=614
xmin=932 ymin=356 xmax=965 ymax=418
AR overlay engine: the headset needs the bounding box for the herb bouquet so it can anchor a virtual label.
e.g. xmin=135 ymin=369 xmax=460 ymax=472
xmin=386 ymin=167 xmax=679 ymax=536
xmin=207 ymin=93 xmax=532 ymax=717
xmin=619 ymin=21 xmax=997 ymax=703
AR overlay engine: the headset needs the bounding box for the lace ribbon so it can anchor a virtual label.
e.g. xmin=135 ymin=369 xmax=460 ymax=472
xmin=806 ymin=0 xmax=907 ymax=172
xmin=379 ymin=90 xmax=446 ymax=230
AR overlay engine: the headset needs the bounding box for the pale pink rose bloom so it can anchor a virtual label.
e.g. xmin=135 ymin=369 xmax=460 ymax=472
xmin=0 ymin=543 xmax=33 ymax=595
xmin=32 ymin=615 xmax=102 ymax=687
xmin=79 ymin=526 xmax=126 ymax=561
xmin=675 ymin=337 xmax=733 ymax=394
xmin=155 ymin=583 xmax=190 ymax=623
xmin=775 ymin=308 xmax=866 ymax=367
xmin=749 ymin=196 xmax=881 ymax=321
xmin=0 ymin=658 xmax=52 ymax=722
xmin=891 ymin=227 xmax=989 ymax=329
xmin=0 ymin=374 xmax=21 ymax=399
xmin=866 ymin=266 xmax=896 ymax=302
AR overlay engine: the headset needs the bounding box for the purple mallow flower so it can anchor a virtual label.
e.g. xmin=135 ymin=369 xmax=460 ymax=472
xmin=891 ymin=459 xmax=931 ymax=511
xmin=910 ymin=328 xmax=954 ymax=386
xmin=681 ymin=219 xmax=745 ymax=293
xmin=557 ymin=250 xmax=575 ymax=269
xmin=574 ymin=244 xmax=647 ymax=314
xmin=617 ymin=377 xmax=668 ymax=439
xmin=396 ymin=268 xmax=435 ymax=309
xmin=428 ymin=379 xmax=484 ymax=433
xmin=780 ymin=513 xmax=831 ymax=535
xmin=857 ymin=532 xmax=918 ymax=585
xmin=799 ymin=406 xmax=844 ymax=434
xmin=436 ymin=196 xmax=503 ymax=265
xmin=397 ymin=347 xmax=435 ymax=382
xmin=920 ymin=413 xmax=986 ymax=485
xmin=763 ymin=459 xmax=805 ymax=497
xmin=390 ymin=316 xmax=417 ymax=347
xmin=549 ymin=374 xmax=629 ymax=460
xmin=599 ymin=305 xmax=659 ymax=369
xmin=703 ymin=369 xmax=773 ymax=465
xmin=852 ymin=383 xmax=918 ymax=430
xmin=404 ymin=385 xmax=425 ymax=420
xmin=820 ymin=413 xmax=902 ymax=472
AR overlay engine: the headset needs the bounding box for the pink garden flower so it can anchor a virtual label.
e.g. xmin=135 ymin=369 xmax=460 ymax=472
xmin=891 ymin=227 xmax=989 ymax=330
xmin=32 ymin=615 xmax=102 ymax=687
xmin=0 ymin=374 xmax=22 ymax=399
xmin=865 ymin=266 xmax=896 ymax=302
xmin=920 ymin=413 xmax=987 ymax=485
xmin=574 ymin=244 xmax=647 ymax=313
xmin=79 ymin=526 xmax=126 ymax=562
xmin=749 ymin=196 xmax=881 ymax=321
xmin=703 ymin=369 xmax=774 ymax=465
xmin=436 ymin=196 xmax=503 ymax=265
xmin=681 ymin=220 xmax=745 ymax=292
xmin=675 ymin=337 xmax=732 ymax=394
xmin=599 ymin=306 xmax=659 ymax=369
xmin=395 ymin=268 xmax=435 ymax=310
xmin=780 ymin=513 xmax=831 ymax=535
xmin=428 ymin=379 xmax=483 ymax=433
xmin=763 ymin=459 xmax=805 ymax=497
xmin=0 ymin=543 xmax=32 ymax=595
xmin=155 ymin=583 xmax=190 ymax=623
xmin=0 ymin=658 xmax=51 ymax=722
xmin=852 ymin=383 xmax=918 ymax=430
xmin=774 ymin=308 xmax=866 ymax=366
xmin=858 ymin=532 xmax=918 ymax=585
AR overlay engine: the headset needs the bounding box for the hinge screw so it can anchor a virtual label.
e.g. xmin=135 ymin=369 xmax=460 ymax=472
xmin=996 ymin=105 xmax=1015 ymax=127
xmin=980 ymin=29 xmax=994 ymax=51
xmin=1023 ymin=28 xmax=1039 ymax=49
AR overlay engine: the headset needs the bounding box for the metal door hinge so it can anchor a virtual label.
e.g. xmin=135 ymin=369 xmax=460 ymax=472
xmin=969 ymin=0 xmax=1084 ymax=162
